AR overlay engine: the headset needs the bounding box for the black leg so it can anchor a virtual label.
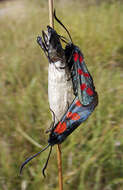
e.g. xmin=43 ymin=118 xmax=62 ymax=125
xmin=37 ymin=36 xmax=45 ymax=50
xmin=45 ymin=108 xmax=59 ymax=133
xmin=37 ymin=36 xmax=51 ymax=62
xmin=67 ymin=101 xmax=70 ymax=110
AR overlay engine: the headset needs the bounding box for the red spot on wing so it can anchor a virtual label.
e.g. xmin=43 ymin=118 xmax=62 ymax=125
xmin=86 ymin=87 xmax=94 ymax=96
xmin=66 ymin=111 xmax=80 ymax=120
xmin=71 ymin=113 xmax=80 ymax=120
xmin=77 ymin=69 xmax=89 ymax=77
xmin=66 ymin=112 xmax=73 ymax=118
xmin=79 ymin=55 xmax=83 ymax=63
xmin=84 ymin=73 xmax=89 ymax=77
xmin=80 ymin=83 xmax=87 ymax=90
xmin=75 ymin=100 xmax=82 ymax=107
xmin=77 ymin=69 xmax=84 ymax=75
xmin=74 ymin=53 xmax=79 ymax=62
xmin=54 ymin=122 xmax=67 ymax=134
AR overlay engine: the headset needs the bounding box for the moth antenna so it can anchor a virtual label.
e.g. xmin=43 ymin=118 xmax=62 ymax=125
xmin=54 ymin=10 xmax=73 ymax=43
xmin=42 ymin=146 xmax=52 ymax=178
xmin=20 ymin=144 xmax=50 ymax=175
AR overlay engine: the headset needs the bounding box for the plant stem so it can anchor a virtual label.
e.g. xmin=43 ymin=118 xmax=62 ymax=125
xmin=48 ymin=1 xmax=63 ymax=189
xmin=57 ymin=144 xmax=63 ymax=190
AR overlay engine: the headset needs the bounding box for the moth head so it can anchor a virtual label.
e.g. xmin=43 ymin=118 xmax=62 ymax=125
xmin=48 ymin=132 xmax=57 ymax=145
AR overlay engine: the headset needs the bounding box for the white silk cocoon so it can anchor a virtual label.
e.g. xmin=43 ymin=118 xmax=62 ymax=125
xmin=48 ymin=61 xmax=73 ymax=124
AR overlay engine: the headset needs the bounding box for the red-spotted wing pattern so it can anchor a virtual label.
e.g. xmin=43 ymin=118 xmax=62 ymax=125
xmin=48 ymin=95 xmax=98 ymax=145
xmin=66 ymin=45 xmax=96 ymax=106
xmin=74 ymin=47 xmax=96 ymax=105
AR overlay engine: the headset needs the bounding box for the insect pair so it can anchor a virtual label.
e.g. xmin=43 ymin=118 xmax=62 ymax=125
xmin=20 ymin=11 xmax=98 ymax=177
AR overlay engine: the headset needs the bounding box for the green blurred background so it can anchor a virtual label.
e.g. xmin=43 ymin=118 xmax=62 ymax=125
xmin=0 ymin=0 xmax=123 ymax=189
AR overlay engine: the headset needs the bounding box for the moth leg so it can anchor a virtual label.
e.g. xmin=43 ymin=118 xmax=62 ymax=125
xmin=54 ymin=59 xmax=67 ymax=70
xmin=42 ymin=31 xmax=49 ymax=49
xmin=67 ymin=69 xmax=76 ymax=81
xmin=59 ymin=65 xmax=68 ymax=69
xmin=50 ymin=107 xmax=60 ymax=125
xmin=37 ymin=36 xmax=51 ymax=62
xmin=45 ymin=108 xmax=59 ymax=133
xmin=54 ymin=64 xmax=61 ymax=70
xmin=54 ymin=65 xmax=67 ymax=70
xmin=67 ymin=101 xmax=70 ymax=109
xmin=67 ymin=76 xmax=71 ymax=81
xmin=37 ymin=36 xmax=46 ymax=50
xmin=67 ymin=49 xmax=74 ymax=64
xmin=45 ymin=121 xmax=54 ymax=133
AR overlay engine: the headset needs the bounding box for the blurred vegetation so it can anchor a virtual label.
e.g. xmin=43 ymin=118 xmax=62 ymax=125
xmin=0 ymin=0 xmax=123 ymax=189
